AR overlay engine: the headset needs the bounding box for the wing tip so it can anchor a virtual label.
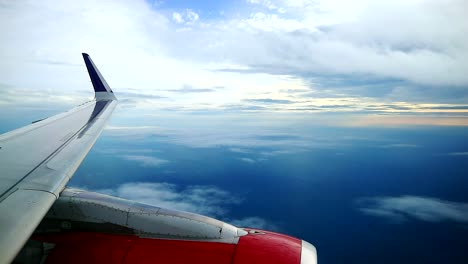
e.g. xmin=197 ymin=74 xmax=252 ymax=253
xmin=81 ymin=53 xmax=116 ymax=100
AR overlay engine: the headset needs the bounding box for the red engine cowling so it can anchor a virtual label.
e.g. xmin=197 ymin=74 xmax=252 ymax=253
xmin=15 ymin=188 xmax=317 ymax=263
xmin=32 ymin=229 xmax=316 ymax=264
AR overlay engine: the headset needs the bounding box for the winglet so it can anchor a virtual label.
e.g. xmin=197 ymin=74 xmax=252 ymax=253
xmin=82 ymin=53 xmax=116 ymax=101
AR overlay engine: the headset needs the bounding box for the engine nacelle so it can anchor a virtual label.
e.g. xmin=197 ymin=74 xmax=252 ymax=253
xmin=15 ymin=188 xmax=317 ymax=264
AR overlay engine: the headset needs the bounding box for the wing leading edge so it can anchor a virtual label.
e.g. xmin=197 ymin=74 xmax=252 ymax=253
xmin=0 ymin=54 xmax=117 ymax=263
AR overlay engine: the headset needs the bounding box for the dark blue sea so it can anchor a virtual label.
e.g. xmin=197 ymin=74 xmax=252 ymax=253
xmin=2 ymin=107 xmax=467 ymax=264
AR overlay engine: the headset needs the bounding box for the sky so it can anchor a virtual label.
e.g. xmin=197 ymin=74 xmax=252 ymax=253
xmin=1 ymin=0 xmax=468 ymax=263
xmin=1 ymin=0 xmax=468 ymax=116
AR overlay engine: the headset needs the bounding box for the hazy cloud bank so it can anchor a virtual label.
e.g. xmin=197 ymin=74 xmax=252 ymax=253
xmin=358 ymin=195 xmax=468 ymax=223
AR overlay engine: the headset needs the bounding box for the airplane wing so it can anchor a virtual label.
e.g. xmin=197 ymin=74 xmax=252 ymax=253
xmin=0 ymin=53 xmax=117 ymax=263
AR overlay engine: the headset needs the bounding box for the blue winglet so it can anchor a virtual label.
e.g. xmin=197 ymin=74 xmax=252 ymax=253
xmin=82 ymin=53 xmax=113 ymax=93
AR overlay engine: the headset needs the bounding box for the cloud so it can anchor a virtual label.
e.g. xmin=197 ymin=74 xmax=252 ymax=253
xmin=246 ymin=0 xmax=281 ymax=12
xmin=178 ymin=1 xmax=466 ymax=87
xmin=260 ymin=149 xmax=304 ymax=156
xmin=255 ymin=134 xmax=301 ymax=141
xmin=119 ymin=155 xmax=169 ymax=167
xmin=96 ymin=148 xmax=158 ymax=155
xmin=239 ymin=157 xmax=256 ymax=164
xmin=357 ymin=196 xmax=468 ymax=223
xmin=164 ymin=84 xmax=216 ymax=93
xmin=380 ymin=144 xmax=419 ymax=148
xmin=229 ymin=145 xmax=307 ymax=163
xmin=104 ymin=126 xmax=170 ymax=139
xmin=221 ymin=104 xmax=268 ymax=112
xmin=171 ymin=9 xmax=199 ymax=25
xmin=104 ymin=115 xmax=323 ymax=148
xmin=229 ymin=148 xmax=251 ymax=154
xmin=117 ymin=91 xmax=167 ymax=100
xmin=344 ymin=115 xmax=468 ymax=127
xmin=230 ymin=217 xmax=280 ymax=231
xmin=185 ymin=9 xmax=199 ymax=24
xmin=244 ymin=98 xmax=294 ymax=104
xmin=0 ymin=82 xmax=89 ymax=109
xmin=426 ymin=106 xmax=468 ymax=110
xmin=172 ymin=12 xmax=184 ymax=24
xmin=2 ymin=0 xmax=468 ymax=117
xmin=105 ymin=125 xmax=163 ymax=131
xmin=166 ymin=0 xmax=468 ymax=103
xmin=32 ymin=59 xmax=81 ymax=67
xmin=96 ymin=182 xmax=241 ymax=216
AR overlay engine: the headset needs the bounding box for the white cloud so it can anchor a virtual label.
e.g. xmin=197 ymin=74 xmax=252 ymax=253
xmin=380 ymin=144 xmax=420 ymax=148
xmin=0 ymin=82 xmax=90 ymax=109
xmin=120 ymin=155 xmax=169 ymax=167
xmin=97 ymin=148 xmax=158 ymax=155
xmin=1 ymin=0 xmax=467 ymax=115
xmin=171 ymin=9 xmax=198 ymax=25
xmin=191 ymin=0 xmax=468 ymax=87
xmin=105 ymin=125 xmax=163 ymax=131
xmin=239 ymin=157 xmax=256 ymax=164
xmin=358 ymin=196 xmax=468 ymax=223
xmin=185 ymin=9 xmax=199 ymax=24
xmin=247 ymin=0 xmax=279 ymax=10
xmin=245 ymin=12 xmax=305 ymax=32
xmin=260 ymin=149 xmax=304 ymax=156
xmin=172 ymin=12 xmax=184 ymax=24
xmin=96 ymin=182 xmax=241 ymax=216
xmin=229 ymin=148 xmax=251 ymax=153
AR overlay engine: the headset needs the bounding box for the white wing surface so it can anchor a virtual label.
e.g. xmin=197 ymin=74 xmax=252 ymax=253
xmin=0 ymin=53 xmax=117 ymax=263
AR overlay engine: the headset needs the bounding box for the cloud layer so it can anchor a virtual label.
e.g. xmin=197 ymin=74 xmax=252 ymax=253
xmin=1 ymin=0 xmax=467 ymax=115
xmin=358 ymin=195 xmax=468 ymax=223
xmin=119 ymin=155 xmax=169 ymax=167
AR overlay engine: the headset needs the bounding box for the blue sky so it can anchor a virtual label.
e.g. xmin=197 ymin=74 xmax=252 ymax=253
xmin=1 ymin=1 xmax=468 ymax=263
